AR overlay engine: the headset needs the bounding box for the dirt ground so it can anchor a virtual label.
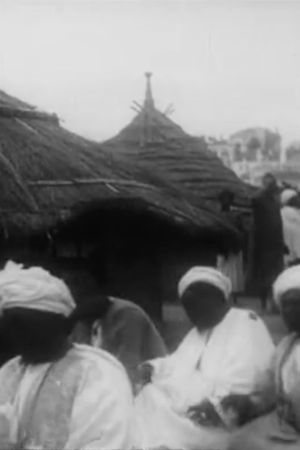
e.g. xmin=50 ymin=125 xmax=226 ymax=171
xmin=162 ymin=296 xmax=287 ymax=352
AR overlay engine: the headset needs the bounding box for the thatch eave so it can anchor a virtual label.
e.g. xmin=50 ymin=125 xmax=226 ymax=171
xmin=0 ymin=85 xmax=243 ymax=240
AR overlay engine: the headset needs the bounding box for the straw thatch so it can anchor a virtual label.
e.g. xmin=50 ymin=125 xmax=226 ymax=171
xmin=0 ymin=88 xmax=238 ymax=237
xmin=102 ymin=74 xmax=251 ymax=209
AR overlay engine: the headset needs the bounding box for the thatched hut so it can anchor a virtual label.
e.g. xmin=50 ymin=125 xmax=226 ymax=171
xmin=102 ymin=73 xmax=251 ymax=209
xmin=98 ymin=75 xmax=254 ymax=314
xmin=0 ymin=89 xmax=206 ymax=235
xmin=0 ymin=88 xmax=243 ymax=321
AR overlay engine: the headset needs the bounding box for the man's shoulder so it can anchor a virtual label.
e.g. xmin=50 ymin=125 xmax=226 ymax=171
xmin=0 ymin=355 xmax=22 ymax=377
xmin=110 ymin=297 xmax=148 ymax=318
xmin=66 ymin=345 xmax=132 ymax=396
xmin=70 ymin=343 xmax=127 ymax=374
xmin=229 ymin=307 xmax=262 ymax=324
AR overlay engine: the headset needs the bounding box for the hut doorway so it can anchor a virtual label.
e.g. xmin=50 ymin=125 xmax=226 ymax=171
xmin=54 ymin=199 xmax=183 ymax=322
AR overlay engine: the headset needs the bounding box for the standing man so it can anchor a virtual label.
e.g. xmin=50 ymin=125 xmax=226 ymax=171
xmin=280 ymin=189 xmax=300 ymax=267
xmin=250 ymin=173 xmax=284 ymax=311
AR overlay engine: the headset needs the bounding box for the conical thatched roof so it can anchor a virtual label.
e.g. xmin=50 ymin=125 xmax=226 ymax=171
xmin=103 ymin=74 xmax=251 ymax=209
xmin=0 ymin=88 xmax=238 ymax=237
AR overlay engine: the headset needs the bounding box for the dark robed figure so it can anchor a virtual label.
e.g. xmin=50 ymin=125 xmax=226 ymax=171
xmin=251 ymin=173 xmax=284 ymax=309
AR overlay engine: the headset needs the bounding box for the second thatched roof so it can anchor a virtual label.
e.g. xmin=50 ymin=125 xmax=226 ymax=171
xmin=102 ymin=74 xmax=251 ymax=209
xmin=0 ymin=88 xmax=238 ymax=238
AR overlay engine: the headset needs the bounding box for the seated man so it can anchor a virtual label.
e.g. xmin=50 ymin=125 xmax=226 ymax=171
xmin=0 ymin=261 xmax=134 ymax=450
xmin=69 ymin=268 xmax=167 ymax=385
xmin=133 ymin=266 xmax=275 ymax=450
xmin=228 ymin=265 xmax=300 ymax=450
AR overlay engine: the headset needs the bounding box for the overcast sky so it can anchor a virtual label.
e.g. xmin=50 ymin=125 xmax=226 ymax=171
xmin=0 ymin=0 xmax=300 ymax=146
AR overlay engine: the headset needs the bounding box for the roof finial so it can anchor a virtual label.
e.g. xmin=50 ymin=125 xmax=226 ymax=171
xmin=144 ymin=72 xmax=155 ymax=109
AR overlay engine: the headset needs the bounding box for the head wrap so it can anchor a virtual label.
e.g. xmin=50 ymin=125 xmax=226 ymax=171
xmin=273 ymin=265 xmax=300 ymax=306
xmin=178 ymin=266 xmax=232 ymax=300
xmin=281 ymin=189 xmax=297 ymax=206
xmin=0 ymin=261 xmax=75 ymax=317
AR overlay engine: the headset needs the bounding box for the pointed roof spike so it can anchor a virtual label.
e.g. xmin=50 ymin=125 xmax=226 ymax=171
xmin=144 ymin=72 xmax=155 ymax=109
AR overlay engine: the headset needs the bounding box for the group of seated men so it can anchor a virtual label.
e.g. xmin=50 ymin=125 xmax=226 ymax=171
xmin=0 ymin=260 xmax=299 ymax=449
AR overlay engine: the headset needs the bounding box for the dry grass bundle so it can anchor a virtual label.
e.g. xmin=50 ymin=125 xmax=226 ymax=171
xmin=102 ymin=77 xmax=251 ymax=210
xmin=0 ymin=88 xmax=239 ymax=237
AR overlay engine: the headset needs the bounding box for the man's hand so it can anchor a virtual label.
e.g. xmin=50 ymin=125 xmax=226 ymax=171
xmin=187 ymin=400 xmax=222 ymax=427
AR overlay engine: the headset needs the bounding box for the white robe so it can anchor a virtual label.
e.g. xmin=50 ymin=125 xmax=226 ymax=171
xmin=281 ymin=206 xmax=300 ymax=265
xmin=217 ymin=252 xmax=244 ymax=293
xmin=227 ymin=334 xmax=300 ymax=450
xmin=0 ymin=344 xmax=134 ymax=450
xmin=134 ymin=308 xmax=275 ymax=450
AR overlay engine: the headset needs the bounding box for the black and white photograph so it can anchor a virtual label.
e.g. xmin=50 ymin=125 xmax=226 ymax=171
xmin=0 ymin=0 xmax=299 ymax=449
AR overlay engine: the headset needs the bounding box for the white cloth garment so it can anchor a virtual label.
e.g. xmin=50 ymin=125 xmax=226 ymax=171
xmin=134 ymin=308 xmax=274 ymax=450
xmin=0 ymin=261 xmax=75 ymax=317
xmin=273 ymin=264 xmax=300 ymax=306
xmin=178 ymin=266 xmax=232 ymax=300
xmin=281 ymin=336 xmax=300 ymax=398
xmin=0 ymin=344 xmax=134 ymax=450
xmin=217 ymin=252 xmax=244 ymax=293
xmin=281 ymin=189 xmax=297 ymax=206
xmin=281 ymin=206 xmax=300 ymax=265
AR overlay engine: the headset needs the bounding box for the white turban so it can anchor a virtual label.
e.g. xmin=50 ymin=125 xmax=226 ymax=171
xmin=273 ymin=264 xmax=300 ymax=306
xmin=281 ymin=189 xmax=297 ymax=206
xmin=178 ymin=266 xmax=232 ymax=300
xmin=0 ymin=261 xmax=75 ymax=317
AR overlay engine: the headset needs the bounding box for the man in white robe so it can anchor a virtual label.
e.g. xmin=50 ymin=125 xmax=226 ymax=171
xmin=228 ymin=264 xmax=300 ymax=450
xmin=281 ymin=189 xmax=300 ymax=266
xmin=0 ymin=261 xmax=134 ymax=450
xmin=134 ymin=267 xmax=275 ymax=450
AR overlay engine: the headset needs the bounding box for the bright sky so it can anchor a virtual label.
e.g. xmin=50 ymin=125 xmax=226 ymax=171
xmin=0 ymin=0 xmax=300 ymax=146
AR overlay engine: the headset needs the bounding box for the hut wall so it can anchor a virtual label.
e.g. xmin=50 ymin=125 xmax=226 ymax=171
xmin=101 ymin=239 xmax=163 ymax=321
xmin=0 ymin=205 xmax=221 ymax=325
xmin=51 ymin=204 xmax=177 ymax=322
